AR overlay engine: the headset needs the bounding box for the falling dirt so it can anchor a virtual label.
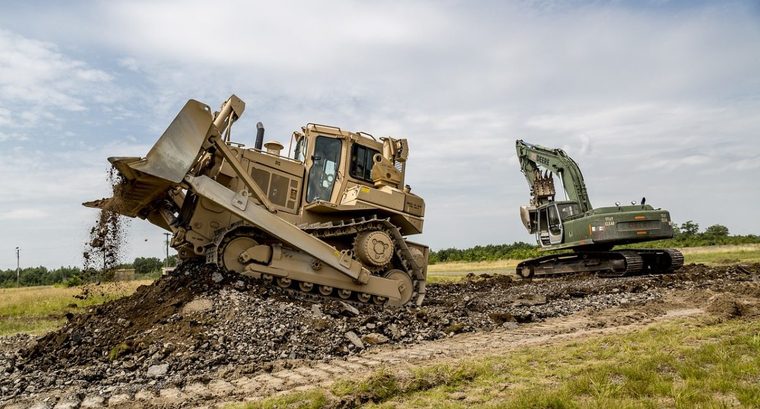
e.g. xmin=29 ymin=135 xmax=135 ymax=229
xmin=82 ymin=167 xmax=129 ymax=279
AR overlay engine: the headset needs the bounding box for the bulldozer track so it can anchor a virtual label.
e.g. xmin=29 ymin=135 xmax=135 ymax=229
xmin=300 ymin=215 xmax=425 ymax=302
xmin=207 ymin=216 xmax=425 ymax=306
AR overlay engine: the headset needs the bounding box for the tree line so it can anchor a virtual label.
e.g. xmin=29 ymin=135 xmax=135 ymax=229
xmin=0 ymin=256 xmax=177 ymax=288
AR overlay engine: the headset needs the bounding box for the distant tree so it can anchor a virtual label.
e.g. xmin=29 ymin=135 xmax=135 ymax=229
xmin=704 ymin=224 xmax=730 ymax=238
xmin=133 ymin=257 xmax=163 ymax=274
xmin=680 ymin=220 xmax=700 ymax=236
xmin=164 ymin=255 xmax=178 ymax=268
xmin=671 ymin=223 xmax=682 ymax=237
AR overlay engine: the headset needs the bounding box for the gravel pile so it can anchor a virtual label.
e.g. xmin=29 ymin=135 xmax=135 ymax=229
xmin=1 ymin=262 xmax=758 ymax=403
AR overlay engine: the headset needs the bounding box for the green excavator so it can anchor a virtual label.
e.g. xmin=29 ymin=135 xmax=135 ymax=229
xmin=515 ymin=140 xmax=684 ymax=278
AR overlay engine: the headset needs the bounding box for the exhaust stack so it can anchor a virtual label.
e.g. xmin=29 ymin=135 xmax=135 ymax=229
xmin=255 ymin=122 xmax=265 ymax=150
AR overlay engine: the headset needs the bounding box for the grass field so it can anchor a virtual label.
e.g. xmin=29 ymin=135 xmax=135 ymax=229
xmin=0 ymin=280 xmax=151 ymax=336
xmin=238 ymin=315 xmax=760 ymax=408
xmin=427 ymin=243 xmax=760 ymax=282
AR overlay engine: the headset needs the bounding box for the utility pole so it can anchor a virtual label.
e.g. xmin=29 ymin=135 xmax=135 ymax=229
xmin=163 ymin=233 xmax=171 ymax=268
xmin=15 ymin=246 xmax=20 ymax=285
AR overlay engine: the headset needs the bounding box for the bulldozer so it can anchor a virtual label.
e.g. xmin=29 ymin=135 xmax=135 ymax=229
xmin=85 ymin=95 xmax=428 ymax=306
xmin=514 ymin=140 xmax=684 ymax=278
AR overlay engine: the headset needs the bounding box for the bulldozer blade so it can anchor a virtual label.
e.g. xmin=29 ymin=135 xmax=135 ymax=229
xmin=83 ymin=100 xmax=213 ymax=219
xmin=83 ymin=197 xmax=114 ymax=211
xmin=128 ymin=99 xmax=214 ymax=183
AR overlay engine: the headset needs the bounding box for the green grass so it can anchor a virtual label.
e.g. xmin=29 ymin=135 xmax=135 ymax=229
xmin=235 ymin=316 xmax=760 ymax=408
xmin=0 ymin=280 xmax=150 ymax=336
xmin=679 ymin=245 xmax=760 ymax=265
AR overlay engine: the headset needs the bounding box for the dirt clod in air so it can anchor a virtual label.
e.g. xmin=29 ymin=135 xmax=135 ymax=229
xmin=82 ymin=167 xmax=128 ymax=280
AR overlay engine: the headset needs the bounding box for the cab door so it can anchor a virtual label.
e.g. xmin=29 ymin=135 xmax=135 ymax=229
xmin=305 ymin=136 xmax=342 ymax=203
xmin=546 ymin=204 xmax=564 ymax=244
xmin=536 ymin=204 xmax=564 ymax=246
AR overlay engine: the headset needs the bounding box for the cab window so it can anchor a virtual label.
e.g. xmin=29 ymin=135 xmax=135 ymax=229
xmin=547 ymin=205 xmax=562 ymax=235
xmin=293 ymin=136 xmax=307 ymax=162
xmin=306 ymin=136 xmax=341 ymax=202
xmin=558 ymin=202 xmax=582 ymax=220
xmin=349 ymin=144 xmax=379 ymax=182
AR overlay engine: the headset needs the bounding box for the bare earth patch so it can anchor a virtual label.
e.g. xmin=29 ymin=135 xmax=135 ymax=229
xmin=0 ymin=262 xmax=758 ymax=408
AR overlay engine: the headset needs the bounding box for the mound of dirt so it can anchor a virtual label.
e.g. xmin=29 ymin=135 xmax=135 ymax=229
xmin=706 ymin=294 xmax=760 ymax=319
xmin=1 ymin=262 xmax=759 ymax=404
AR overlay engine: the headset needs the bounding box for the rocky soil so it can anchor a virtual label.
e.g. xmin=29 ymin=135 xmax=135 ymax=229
xmin=1 ymin=262 xmax=759 ymax=408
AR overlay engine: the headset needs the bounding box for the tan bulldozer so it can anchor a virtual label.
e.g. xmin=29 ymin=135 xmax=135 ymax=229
xmin=85 ymin=95 xmax=427 ymax=306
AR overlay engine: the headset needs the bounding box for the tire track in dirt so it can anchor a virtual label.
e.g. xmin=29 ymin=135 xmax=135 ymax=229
xmin=167 ymin=298 xmax=704 ymax=408
xmin=3 ymin=262 xmax=758 ymax=409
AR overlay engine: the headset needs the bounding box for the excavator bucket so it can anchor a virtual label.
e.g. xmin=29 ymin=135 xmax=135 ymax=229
xmin=83 ymin=100 xmax=213 ymax=218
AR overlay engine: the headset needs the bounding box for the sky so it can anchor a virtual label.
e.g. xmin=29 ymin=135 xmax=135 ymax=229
xmin=0 ymin=0 xmax=758 ymax=269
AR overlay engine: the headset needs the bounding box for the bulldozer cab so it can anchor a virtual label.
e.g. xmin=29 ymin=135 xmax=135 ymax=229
xmin=293 ymin=124 xmax=406 ymax=207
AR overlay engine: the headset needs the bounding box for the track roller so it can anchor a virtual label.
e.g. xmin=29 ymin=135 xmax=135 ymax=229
xmin=337 ymin=289 xmax=352 ymax=299
xmin=299 ymin=281 xmax=314 ymax=292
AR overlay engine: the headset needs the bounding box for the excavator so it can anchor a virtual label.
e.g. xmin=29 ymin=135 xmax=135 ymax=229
xmin=515 ymin=140 xmax=683 ymax=278
xmin=85 ymin=95 xmax=428 ymax=306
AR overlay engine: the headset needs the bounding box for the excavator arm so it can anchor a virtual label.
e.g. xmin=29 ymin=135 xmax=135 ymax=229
xmin=515 ymin=140 xmax=592 ymax=213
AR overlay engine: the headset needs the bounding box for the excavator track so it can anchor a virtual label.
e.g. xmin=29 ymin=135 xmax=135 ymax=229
xmin=208 ymin=217 xmax=425 ymax=307
xmin=516 ymin=248 xmax=683 ymax=279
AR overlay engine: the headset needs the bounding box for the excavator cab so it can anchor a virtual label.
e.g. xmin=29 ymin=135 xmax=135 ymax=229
xmin=534 ymin=202 xmax=571 ymax=246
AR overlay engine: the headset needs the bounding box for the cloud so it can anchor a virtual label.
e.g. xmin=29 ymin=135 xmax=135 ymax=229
xmin=0 ymin=1 xmax=759 ymax=268
xmin=0 ymin=209 xmax=48 ymax=220
xmin=117 ymin=57 xmax=140 ymax=72
xmin=0 ymin=28 xmax=114 ymax=134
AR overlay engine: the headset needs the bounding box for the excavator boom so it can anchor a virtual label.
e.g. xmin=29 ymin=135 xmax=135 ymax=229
xmin=516 ymin=140 xmax=592 ymax=212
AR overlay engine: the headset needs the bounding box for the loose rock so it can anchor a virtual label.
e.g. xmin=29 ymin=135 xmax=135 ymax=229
xmin=147 ymin=364 xmax=169 ymax=378
xmin=0 ymin=262 xmax=758 ymax=407
xmin=345 ymin=331 xmax=365 ymax=349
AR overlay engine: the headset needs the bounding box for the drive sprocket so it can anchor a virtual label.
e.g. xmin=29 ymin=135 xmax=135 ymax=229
xmin=353 ymin=230 xmax=394 ymax=272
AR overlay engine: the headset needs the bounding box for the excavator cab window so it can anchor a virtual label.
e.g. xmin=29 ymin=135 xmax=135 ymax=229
xmin=306 ymin=136 xmax=342 ymax=202
xmin=547 ymin=205 xmax=562 ymax=235
xmin=537 ymin=207 xmax=548 ymax=232
xmin=557 ymin=202 xmax=582 ymax=220
xmin=349 ymin=144 xmax=379 ymax=182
